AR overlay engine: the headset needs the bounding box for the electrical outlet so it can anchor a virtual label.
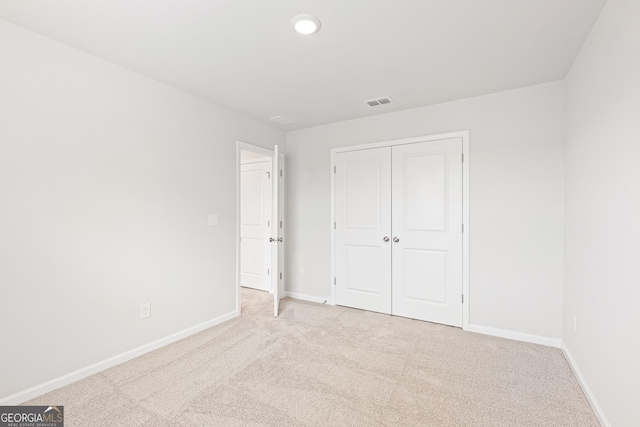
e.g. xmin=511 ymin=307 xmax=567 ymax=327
xmin=140 ymin=302 xmax=151 ymax=319
xmin=300 ymin=269 xmax=305 ymax=278
xmin=573 ymin=314 xmax=577 ymax=332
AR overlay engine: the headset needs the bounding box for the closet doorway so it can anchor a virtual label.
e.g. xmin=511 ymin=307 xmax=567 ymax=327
xmin=331 ymin=132 xmax=470 ymax=329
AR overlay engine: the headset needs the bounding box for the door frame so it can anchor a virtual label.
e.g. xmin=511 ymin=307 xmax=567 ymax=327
xmin=330 ymin=131 xmax=470 ymax=330
xmin=236 ymin=141 xmax=275 ymax=315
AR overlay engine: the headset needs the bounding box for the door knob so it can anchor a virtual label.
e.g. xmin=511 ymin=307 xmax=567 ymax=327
xmin=393 ymin=237 xmax=400 ymax=243
xmin=383 ymin=236 xmax=390 ymax=242
xmin=277 ymin=237 xmax=283 ymax=242
xmin=269 ymin=237 xmax=275 ymax=242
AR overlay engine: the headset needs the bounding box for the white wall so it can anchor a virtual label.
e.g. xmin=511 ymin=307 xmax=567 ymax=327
xmin=563 ymin=0 xmax=640 ymax=425
xmin=286 ymin=81 xmax=565 ymax=341
xmin=0 ymin=19 xmax=285 ymax=400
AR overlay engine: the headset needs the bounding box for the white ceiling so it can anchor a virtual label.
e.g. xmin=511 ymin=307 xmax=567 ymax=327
xmin=0 ymin=0 xmax=606 ymax=130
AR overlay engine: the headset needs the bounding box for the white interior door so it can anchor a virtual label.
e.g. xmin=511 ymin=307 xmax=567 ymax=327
xmin=240 ymin=159 xmax=272 ymax=291
xmin=272 ymin=146 xmax=285 ymax=317
xmin=335 ymin=147 xmax=392 ymax=314
xmin=391 ymin=138 xmax=463 ymax=326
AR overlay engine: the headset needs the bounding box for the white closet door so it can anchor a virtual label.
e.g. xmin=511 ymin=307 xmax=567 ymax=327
xmin=391 ymin=138 xmax=463 ymax=326
xmin=335 ymin=147 xmax=392 ymax=314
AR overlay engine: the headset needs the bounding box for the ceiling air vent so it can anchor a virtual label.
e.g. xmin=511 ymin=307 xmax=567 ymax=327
xmin=269 ymin=116 xmax=296 ymax=126
xmin=364 ymin=96 xmax=395 ymax=107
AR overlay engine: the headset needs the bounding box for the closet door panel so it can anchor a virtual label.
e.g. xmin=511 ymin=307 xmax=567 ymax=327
xmin=403 ymin=249 xmax=448 ymax=303
xmin=404 ymin=153 xmax=447 ymax=231
xmin=335 ymin=147 xmax=392 ymax=314
xmin=391 ymin=138 xmax=463 ymax=326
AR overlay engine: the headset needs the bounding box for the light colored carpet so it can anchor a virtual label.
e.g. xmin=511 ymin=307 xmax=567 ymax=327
xmin=26 ymin=288 xmax=599 ymax=426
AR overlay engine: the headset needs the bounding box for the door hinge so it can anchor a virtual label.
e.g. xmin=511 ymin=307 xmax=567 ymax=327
xmin=280 ymin=221 xmax=283 ymax=228
xmin=462 ymin=294 xmax=464 ymax=303
xmin=280 ymin=169 xmax=283 ymax=177
xmin=462 ymin=224 xmax=464 ymax=233
xmin=462 ymin=153 xmax=464 ymax=163
xmin=268 ymin=220 xmax=270 ymax=227
xmin=267 ymin=172 xmax=271 ymax=179
xmin=334 ymin=277 xmax=336 ymax=285
xmin=334 ymin=222 xmax=336 ymax=229
xmin=334 ymin=166 xmax=336 ymax=174
xmin=267 ymin=268 xmax=270 ymax=275
xmin=280 ymin=272 xmax=283 ymax=280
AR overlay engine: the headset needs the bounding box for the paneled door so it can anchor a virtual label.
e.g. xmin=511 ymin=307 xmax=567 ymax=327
xmin=272 ymin=146 xmax=285 ymax=317
xmin=240 ymin=159 xmax=272 ymax=292
xmin=334 ymin=137 xmax=463 ymax=326
xmin=391 ymin=139 xmax=463 ymax=326
xmin=335 ymin=147 xmax=392 ymax=314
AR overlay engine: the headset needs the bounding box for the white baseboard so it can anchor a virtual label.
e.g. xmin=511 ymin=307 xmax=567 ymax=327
xmin=284 ymin=291 xmax=328 ymax=305
xmin=0 ymin=310 xmax=238 ymax=405
xmin=468 ymin=324 xmax=561 ymax=348
xmin=561 ymin=342 xmax=610 ymax=427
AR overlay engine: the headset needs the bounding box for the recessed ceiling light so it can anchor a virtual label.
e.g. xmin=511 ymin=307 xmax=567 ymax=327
xmin=291 ymin=14 xmax=321 ymax=35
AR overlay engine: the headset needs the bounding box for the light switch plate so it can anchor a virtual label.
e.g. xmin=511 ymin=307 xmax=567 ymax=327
xmin=208 ymin=214 xmax=219 ymax=227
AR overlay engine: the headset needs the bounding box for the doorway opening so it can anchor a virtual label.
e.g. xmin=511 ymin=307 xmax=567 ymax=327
xmin=235 ymin=141 xmax=285 ymax=318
